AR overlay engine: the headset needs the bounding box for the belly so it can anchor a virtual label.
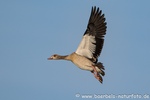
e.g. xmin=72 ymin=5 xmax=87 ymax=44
xmin=71 ymin=55 xmax=93 ymax=71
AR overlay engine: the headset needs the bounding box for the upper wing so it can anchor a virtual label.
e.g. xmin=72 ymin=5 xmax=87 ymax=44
xmin=75 ymin=6 xmax=107 ymax=63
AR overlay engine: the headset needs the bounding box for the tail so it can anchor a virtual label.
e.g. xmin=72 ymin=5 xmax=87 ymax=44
xmin=95 ymin=62 xmax=105 ymax=76
xmin=95 ymin=62 xmax=105 ymax=83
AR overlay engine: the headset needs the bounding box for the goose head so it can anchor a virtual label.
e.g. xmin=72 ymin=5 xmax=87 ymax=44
xmin=47 ymin=54 xmax=60 ymax=60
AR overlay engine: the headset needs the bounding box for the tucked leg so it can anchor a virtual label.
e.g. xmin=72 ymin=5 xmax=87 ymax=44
xmin=91 ymin=66 xmax=103 ymax=83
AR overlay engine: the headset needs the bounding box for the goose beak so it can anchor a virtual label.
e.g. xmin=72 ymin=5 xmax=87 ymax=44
xmin=47 ymin=57 xmax=52 ymax=60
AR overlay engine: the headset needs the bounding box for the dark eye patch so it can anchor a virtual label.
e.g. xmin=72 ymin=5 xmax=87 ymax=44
xmin=53 ymin=54 xmax=57 ymax=57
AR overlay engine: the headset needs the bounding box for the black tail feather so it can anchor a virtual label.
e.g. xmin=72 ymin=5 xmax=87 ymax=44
xmin=95 ymin=62 xmax=105 ymax=76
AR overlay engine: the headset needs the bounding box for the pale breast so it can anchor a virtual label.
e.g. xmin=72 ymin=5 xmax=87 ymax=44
xmin=71 ymin=53 xmax=94 ymax=71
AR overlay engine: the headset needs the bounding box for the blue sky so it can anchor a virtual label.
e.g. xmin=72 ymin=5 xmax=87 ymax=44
xmin=0 ymin=0 xmax=150 ymax=100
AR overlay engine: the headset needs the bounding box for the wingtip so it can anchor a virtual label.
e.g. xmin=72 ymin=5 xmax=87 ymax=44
xmin=92 ymin=6 xmax=100 ymax=12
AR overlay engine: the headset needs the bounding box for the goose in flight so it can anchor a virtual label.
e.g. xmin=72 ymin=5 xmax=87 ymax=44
xmin=48 ymin=6 xmax=107 ymax=83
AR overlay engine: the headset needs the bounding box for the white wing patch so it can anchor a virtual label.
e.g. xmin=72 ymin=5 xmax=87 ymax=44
xmin=75 ymin=34 xmax=96 ymax=59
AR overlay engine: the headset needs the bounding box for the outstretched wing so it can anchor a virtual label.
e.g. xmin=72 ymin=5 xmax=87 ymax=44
xmin=75 ymin=6 xmax=107 ymax=63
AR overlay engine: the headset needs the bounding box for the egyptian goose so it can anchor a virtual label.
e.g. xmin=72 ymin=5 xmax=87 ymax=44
xmin=48 ymin=6 xmax=107 ymax=83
